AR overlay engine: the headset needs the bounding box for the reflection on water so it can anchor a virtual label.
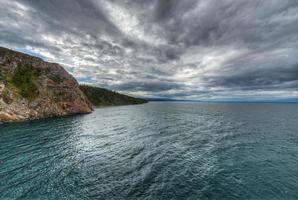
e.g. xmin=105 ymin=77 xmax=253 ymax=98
xmin=1 ymin=102 xmax=298 ymax=199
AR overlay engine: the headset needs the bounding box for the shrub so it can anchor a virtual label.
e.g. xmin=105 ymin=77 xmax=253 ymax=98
xmin=2 ymin=89 xmax=13 ymax=104
xmin=11 ymin=64 xmax=40 ymax=100
xmin=49 ymin=74 xmax=63 ymax=83
xmin=0 ymin=69 xmax=3 ymax=81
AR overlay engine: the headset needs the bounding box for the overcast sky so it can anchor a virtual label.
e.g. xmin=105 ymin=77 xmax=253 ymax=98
xmin=1 ymin=0 xmax=298 ymax=100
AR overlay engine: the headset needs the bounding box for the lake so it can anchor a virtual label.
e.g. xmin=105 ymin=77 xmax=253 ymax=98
xmin=1 ymin=102 xmax=298 ymax=199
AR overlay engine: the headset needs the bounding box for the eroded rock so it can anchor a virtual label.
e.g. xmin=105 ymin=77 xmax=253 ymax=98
xmin=0 ymin=47 xmax=92 ymax=122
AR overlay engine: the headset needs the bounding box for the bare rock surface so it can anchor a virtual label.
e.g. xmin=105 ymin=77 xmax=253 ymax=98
xmin=0 ymin=47 xmax=92 ymax=122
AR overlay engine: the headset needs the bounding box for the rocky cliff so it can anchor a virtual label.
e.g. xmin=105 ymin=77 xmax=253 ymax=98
xmin=0 ymin=47 xmax=92 ymax=122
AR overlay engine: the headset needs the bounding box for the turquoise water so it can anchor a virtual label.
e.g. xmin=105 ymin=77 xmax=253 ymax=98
xmin=1 ymin=102 xmax=298 ymax=200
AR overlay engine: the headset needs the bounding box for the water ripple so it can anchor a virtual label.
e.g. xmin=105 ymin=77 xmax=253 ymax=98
xmin=1 ymin=102 xmax=298 ymax=199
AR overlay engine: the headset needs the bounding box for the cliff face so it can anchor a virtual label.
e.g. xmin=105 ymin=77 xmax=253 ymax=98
xmin=0 ymin=47 xmax=92 ymax=122
xmin=80 ymin=85 xmax=147 ymax=107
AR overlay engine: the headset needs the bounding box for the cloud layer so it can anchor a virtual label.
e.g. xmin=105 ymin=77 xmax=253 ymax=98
xmin=1 ymin=0 xmax=298 ymax=100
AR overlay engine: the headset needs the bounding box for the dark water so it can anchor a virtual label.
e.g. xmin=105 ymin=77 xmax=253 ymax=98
xmin=1 ymin=102 xmax=298 ymax=200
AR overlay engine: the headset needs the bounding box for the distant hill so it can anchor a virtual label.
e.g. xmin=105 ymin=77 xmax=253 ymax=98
xmin=145 ymin=98 xmax=201 ymax=102
xmin=80 ymin=85 xmax=147 ymax=107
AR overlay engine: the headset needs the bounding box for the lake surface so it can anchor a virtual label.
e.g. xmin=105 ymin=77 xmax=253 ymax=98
xmin=1 ymin=102 xmax=298 ymax=200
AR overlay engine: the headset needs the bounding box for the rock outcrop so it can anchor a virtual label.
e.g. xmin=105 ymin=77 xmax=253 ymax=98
xmin=0 ymin=47 xmax=92 ymax=122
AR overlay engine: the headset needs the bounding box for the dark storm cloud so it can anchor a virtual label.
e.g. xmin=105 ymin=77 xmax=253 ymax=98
xmin=206 ymin=47 xmax=298 ymax=91
xmin=112 ymin=81 xmax=184 ymax=93
xmin=0 ymin=0 xmax=298 ymax=100
xmin=209 ymin=63 xmax=298 ymax=90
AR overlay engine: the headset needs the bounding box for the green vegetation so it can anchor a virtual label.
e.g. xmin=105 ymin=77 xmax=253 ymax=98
xmin=11 ymin=64 xmax=40 ymax=101
xmin=80 ymin=85 xmax=147 ymax=107
xmin=1 ymin=89 xmax=12 ymax=104
xmin=0 ymin=68 xmax=4 ymax=81
xmin=52 ymin=90 xmax=64 ymax=102
xmin=49 ymin=74 xmax=63 ymax=83
xmin=4 ymin=55 xmax=13 ymax=65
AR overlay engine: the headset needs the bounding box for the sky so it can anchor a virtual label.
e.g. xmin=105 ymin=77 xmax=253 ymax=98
xmin=0 ymin=0 xmax=298 ymax=101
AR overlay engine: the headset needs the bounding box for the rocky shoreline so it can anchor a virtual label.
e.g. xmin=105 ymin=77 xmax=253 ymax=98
xmin=0 ymin=46 xmax=91 ymax=122
xmin=0 ymin=47 xmax=147 ymax=123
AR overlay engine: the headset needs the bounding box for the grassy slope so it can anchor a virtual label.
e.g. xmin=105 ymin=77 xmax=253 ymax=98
xmin=79 ymin=85 xmax=147 ymax=107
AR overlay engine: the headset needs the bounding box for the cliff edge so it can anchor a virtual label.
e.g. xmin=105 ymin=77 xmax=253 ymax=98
xmin=0 ymin=47 xmax=92 ymax=122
